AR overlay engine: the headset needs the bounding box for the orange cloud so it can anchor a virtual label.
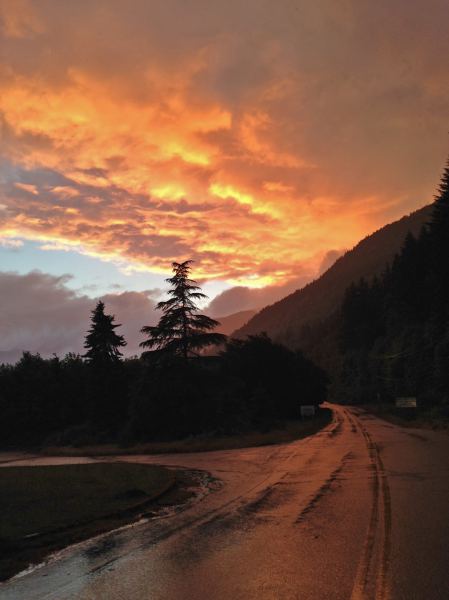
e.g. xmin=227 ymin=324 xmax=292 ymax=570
xmin=1 ymin=1 xmax=447 ymax=291
xmin=0 ymin=0 xmax=43 ymax=38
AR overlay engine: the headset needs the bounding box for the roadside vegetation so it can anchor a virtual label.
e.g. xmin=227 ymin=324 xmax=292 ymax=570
xmin=43 ymin=408 xmax=333 ymax=456
xmin=0 ymin=462 xmax=184 ymax=581
xmin=363 ymin=404 xmax=449 ymax=431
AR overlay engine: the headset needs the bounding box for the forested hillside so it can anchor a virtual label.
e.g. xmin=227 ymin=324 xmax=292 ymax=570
xmin=295 ymin=160 xmax=449 ymax=411
xmin=234 ymin=205 xmax=432 ymax=348
xmin=332 ymin=161 xmax=449 ymax=408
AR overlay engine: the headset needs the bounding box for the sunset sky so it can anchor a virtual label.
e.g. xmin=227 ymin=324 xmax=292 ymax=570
xmin=1 ymin=0 xmax=448 ymax=359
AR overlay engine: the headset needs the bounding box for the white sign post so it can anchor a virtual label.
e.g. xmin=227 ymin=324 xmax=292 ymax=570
xmin=300 ymin=405 xmax=316 ymax=417
xmin=395 ymin=397 xmax=417 ymax=409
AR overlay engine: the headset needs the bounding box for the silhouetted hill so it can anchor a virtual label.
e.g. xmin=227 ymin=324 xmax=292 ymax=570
xmin=214 ymin=309 xmax=257 ymax=335
xmin=234 ymin=205 xmax=432 ymax=347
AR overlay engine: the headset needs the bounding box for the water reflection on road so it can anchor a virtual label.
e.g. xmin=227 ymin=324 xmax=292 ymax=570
xmin=1 ymin=404 xmax=449 ymax=600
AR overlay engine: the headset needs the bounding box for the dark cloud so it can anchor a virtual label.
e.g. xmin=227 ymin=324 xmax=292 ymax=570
xmin=0 ymin=267 xmax=318 ymax=363
xmin=0 ymin=270 xmax=159 ymax=363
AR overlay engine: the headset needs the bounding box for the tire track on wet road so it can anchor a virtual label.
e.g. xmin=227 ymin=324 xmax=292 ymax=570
xmin=347 ymin=408 xmax=392 ymax=600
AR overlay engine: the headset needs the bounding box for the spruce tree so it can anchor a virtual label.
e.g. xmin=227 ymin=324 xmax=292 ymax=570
xmin=429 ymin=157 xmax=449 ymax=238
xmin=428 ymin=157 xmax=449 ymax=325
xmin=84 ymin=301 xmax=126 ymax=363
xmin=140 ymin=260 xmax=226 ymax=358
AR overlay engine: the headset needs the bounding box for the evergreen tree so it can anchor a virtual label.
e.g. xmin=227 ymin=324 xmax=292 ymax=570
xmin=140 ymin=260 xmax=226 ymax=358
xmin=428 ymin=158 xmax=449 ymax=323
xmin=84 ymin=301 xmax=126 ymax=363
xmin=429 ymin=157 xmax=449 ymax=238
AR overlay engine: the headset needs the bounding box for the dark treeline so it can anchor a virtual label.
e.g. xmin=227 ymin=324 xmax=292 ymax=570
xmin=301 ymin=159 xmax=449 ymax=413
xmin=0 ymin=263 xmax=328 ymax=449
xmin=0 ymin=341 xmax=328 ymax=448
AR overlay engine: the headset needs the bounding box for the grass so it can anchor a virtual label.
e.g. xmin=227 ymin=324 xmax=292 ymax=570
xmin=0 ymin=462 xmax=177 ymax=582
xmin=42 ymin=408 xmax=333 ymax=457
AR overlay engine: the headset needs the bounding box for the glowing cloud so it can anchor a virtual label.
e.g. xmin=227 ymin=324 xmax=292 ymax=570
xmin=1 ymin=0 xmax=447 ymax=293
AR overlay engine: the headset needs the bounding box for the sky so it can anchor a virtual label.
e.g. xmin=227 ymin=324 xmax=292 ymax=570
xmin=1 ymin=0 xmax=448 ymax=360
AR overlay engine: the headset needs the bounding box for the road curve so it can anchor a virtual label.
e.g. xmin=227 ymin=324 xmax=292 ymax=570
xmin=1 ymin=404 xmax=448 ymax=600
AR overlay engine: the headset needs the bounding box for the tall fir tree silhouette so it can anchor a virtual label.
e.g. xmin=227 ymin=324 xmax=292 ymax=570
xmin=84 ymin=301 xmax=126 ymax=363
xmin=140 ymin=260 xmax=226 ymax=358
xmin=429 ymin=157 xmax=449 ymax=238
xmin=428 ymin=157 xmax=449 ymax=324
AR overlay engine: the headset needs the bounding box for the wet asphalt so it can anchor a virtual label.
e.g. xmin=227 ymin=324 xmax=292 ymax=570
xmin=1 ymin=404 xmax=448 ymax=600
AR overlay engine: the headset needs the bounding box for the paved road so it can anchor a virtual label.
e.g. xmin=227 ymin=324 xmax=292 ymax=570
xmin=1 ymin=404 xmax=448 ymax=600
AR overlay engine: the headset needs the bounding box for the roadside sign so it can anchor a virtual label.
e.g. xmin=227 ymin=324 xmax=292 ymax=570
xmin=300 ymin=405 xmax=316 ymax=417
xmin=395 ymin=397 xmax=417 ymax=408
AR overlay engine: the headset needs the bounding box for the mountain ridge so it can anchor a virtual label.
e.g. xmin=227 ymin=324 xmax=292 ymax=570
xmin=234 ymin=204 xmax=432 ymax=346
xmin=214 ymin=309 xmax=257 ymax=335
